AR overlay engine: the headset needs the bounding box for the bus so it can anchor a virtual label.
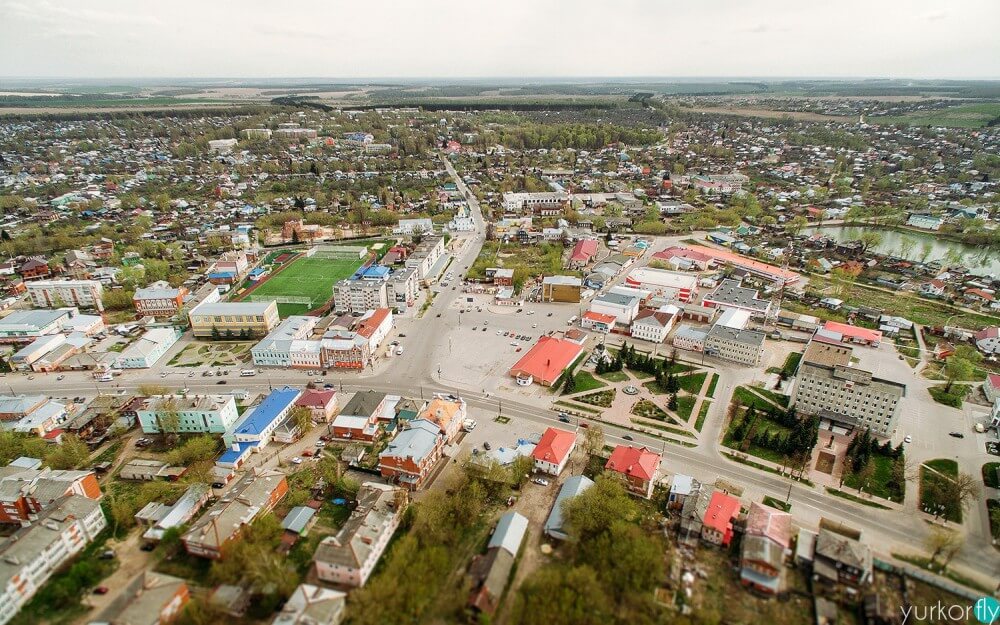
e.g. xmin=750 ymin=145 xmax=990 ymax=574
xmin=240 ymin=369 xmax=257 ymax=377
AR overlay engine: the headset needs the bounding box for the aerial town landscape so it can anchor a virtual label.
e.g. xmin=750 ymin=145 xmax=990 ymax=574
xmin=1 ymin=3 xmax=1000 ymax=625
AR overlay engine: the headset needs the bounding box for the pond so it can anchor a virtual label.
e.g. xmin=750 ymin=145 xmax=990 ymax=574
xmin=802 ymin=225 xmax=1000 ymax=277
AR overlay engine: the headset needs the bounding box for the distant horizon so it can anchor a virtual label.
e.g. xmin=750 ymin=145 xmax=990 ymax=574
xmin=3 ymin=76 xmax=1000 ymax=85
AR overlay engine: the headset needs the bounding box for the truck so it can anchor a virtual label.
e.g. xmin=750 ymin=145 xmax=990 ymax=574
xmin=239 ymin=369 xmax=257 ymax=377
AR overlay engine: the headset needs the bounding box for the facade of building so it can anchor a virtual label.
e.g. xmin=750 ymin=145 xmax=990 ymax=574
xmin=378 ymin=419 xmax=443 ymax=489
xmin=624 ymin=267 xmax=698 ymax=302
xmin=0 ymin=309 xmax=71 ymax=342
xmin=132 ymin=283 xmax=189 ymax=318
xmin=531 ymin=427 xmax=576 ymax=476
xmin=313 ymin=483 xmax=407 ymax=588
xmin=540 ymin=275 xmax=583 ymax=303
xmin=0 ymin=467 xmax=103 ymax=524
xmin=251 ymin=316 xmax=321 ymax=368
xmin=791 ymin=340 xmax=905 ymax=437
xmin=116 ymin=327 xmax=180 ymax=369
xmin=604 ymin=445 xmax=660 ymax=498
xmin=224 ymin=387 xmax=301 ymax=449
xmin=333 ymin=279 xmax=388 ymax=314
xmin=0 ymin=496 xmax=107 ymax=625
xmin=188 ymin=300 xmax=280 ymax=339
xmin=704 ymin=324 xmax=766 ymax=366
xmin=630 ymin=309 xmax=677 ymax=343
xmin=27 ymin=280 xmax=104 ymax=312
xmin=92 ymin=572 xmax=190 ymax=625
xmin=702 ymin=279 xmax=772 ymax=319
xmin=589 ymin=292 xmax=641 ymax=326
xmin=331 ymin=390 xmax=384 ymax=441
xmin=137 ymin=394 xmax=240 ymax=435
xmin=739 ymin=502 xmax=792 ymax=595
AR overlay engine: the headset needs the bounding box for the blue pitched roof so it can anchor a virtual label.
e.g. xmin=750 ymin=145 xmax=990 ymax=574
xmin=218 ymin=441 xmax=257 ymax=464
xmin=488 ymin=511 xmax=528 ymax=556
xmin=281 ymin=506 xmax=316 ymax=534
xmin=231 ymin=387 xmax=300 ymax=436
xmin=544 ymin=475 xmax=594 ymax=539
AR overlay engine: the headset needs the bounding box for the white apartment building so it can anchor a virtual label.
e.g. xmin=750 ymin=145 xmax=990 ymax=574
xmin=137 ymin=394 xmax=240 ymax=435
xmin=313 ymin=483 xmax=407 ymax=587
xmin=393 ymin=218 xmax=433 ymax=235
xmin=27 ymin=280 xmax=104 ymax=312
xmin=704 ymin=324 xmax=766 ymax=366
xmin=673 ymin=324 xmax=708 ymax=353
xmin=404 ymin=235 xmax=446 ymax=280
xmin=386 ymin=267 xmax=419 ymax=312
xmin=0 ymin=495 xmax=106 ymax=625
xmin=333 ymin=280 xmax=388 ymax=314
xmin=115 ymin=327 xmax=180 ymax=369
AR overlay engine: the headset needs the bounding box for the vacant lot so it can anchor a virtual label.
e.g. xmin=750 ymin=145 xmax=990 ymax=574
xmin=244 ymin=256 xmax=363 ymax=316
xmin=877 ymin=103 xmax=1000 ymax=128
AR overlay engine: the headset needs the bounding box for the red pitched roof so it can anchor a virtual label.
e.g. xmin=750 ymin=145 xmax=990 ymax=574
xmin=702 ymin=491 xmax=740 ymax=535
xmin=822 ymin=320 xmax=882 ymax=344
xmin=605 ymin=445 xmax=660 ymax=481
xmin=295 ymin=389 xmax=336 ymax=408
xmin=745 ymin=502 xmax=792 ymax=549
xmin=531 ymin=427 xmax=576 ymax=465
xmin=508 ymin=336 xmax=583 ymax=385
xmin=652 ymin=246 xmax=712 ymax=263
xmin=583 ymin=311 xmax=616 ymax=325
xmin=570 ymin=239 xmax=598 ymax=262
xmin=987 ymin=373 xmax=1000 ymax=389
xmin=356 ymin=308 xmax=391 ymax=338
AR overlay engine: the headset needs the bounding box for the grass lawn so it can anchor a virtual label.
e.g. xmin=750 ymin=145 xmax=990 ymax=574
xmin=241 ymin=256 xmax=363 ymax=316
xmin=663 ymin=361 xmax=695 ymax=375
xmin=631 ymin=399 xmax=669 ymax=421
xmin=920 ymin=459 xmax=962 ymax=523
xmin=553 ymin=400 xmax=601 ymax=415
xmin=928 ymin=384 xmax=970 ymax=408
xmin=762 ymin=495 xmax=791 ymax=512
xmin=983 ymin=462 xmax=1000 ymax=489
xmin=722 ymin=452 xmax=814 ymax=486
xmin=574 ymin=388 xmax=616 ymax=408
xmin=891 ymin=553 xmax=993 ymax=594
xmin=597 ymin=370 xmax=629 ymax=383
xmin=705 ymin=373 xmax=719 ymax=398
xmin=676 ymin=371 xmax=707 ymax=394
xmin=988 ymin=500 xmax=1000 ymax=544
xmin=781 ymin=352 xmax=802 ymax=378
xmin=732 ymin=386 xmax=784 ymax=411
xmin=843 ymin=454 xmax=904 ymax=502
xmin=676 ymin=395 xmax=696 ymax=421
xmin=878 ymin=103 xmax=1000 ymax=128
xmin=722 ymin=406 xmax=795 ymax=465
xmin=630 ymin=418 xmax=694 ymax=439
xmin=695 ymin=400 xmax=711 ymax=432
xmin=825 ymin=488 xmax=892 ymax=510
xmin=566 ymin=371 xmax=606 ymax=394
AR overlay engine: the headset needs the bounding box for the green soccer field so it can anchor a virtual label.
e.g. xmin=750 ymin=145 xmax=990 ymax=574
xmin=248 ymin=256 xmax=363 ymax=315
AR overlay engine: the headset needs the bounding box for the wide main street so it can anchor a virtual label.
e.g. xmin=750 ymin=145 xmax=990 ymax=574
xmin=5 ymin=155 xmax=998 ymax=587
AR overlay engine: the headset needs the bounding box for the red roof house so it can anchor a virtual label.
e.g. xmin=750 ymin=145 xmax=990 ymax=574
xmin=701 ymin=491 xmax=740 ymax=547
xmin=819 ymin=320 xmax=882 ymax=347
xmin=531 ymin=427 xmax=576 ymax=476
xmin=605 ymin=445 xmax=661 ymax=498
xmin=295 ymin=389 xmax=338 ymax=422
xmin=508 ymin=336 xmax=584 ymax=387
xmin=569 ymin=240 xmax=598 ymax=267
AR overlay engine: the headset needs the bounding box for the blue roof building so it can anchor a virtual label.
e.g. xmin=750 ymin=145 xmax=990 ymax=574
xmin=544 ymin=475 xmax=593 ymax=540
xmin=488 ymin=512 xmax=528 ymax=556
xmin=224 ymin=386 xmax=301 ymax=448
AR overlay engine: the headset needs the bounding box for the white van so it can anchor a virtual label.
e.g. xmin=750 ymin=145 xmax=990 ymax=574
xmin=98 ymin=373 xmax=114 ymax=382
xmin=239 ymin=369 xmax=257 ymax=377
xmin=395 ymin=346 xmax=404 ymax=356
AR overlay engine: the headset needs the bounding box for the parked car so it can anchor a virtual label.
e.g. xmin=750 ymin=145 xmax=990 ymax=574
xmin=93 ymin=587 xmax=109 ymax=595
xmin=483 ymin=442 xmax=492 ymax=450
xmin=948 ymin=431 xmax=965 ymax=438
xmin=623 ymin=435 xmax=634 ymax=441
xmin=291 ymin=457 xmax=303 ymax=464
xmin=532 ymin=478 xmax=550 ymax=486
xmin=904 ymin=435 xmax=912 ymax=443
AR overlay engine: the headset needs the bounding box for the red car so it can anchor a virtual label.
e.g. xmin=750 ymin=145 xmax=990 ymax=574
xmin=93 ymin=586 xmax=109 ymax=595
xmin=302 ymin=450 xmax=314 ymax=457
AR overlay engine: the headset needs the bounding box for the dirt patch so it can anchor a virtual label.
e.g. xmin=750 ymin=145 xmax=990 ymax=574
xmin=686 ymin=106 xmax=852 ymax=123
xmin=815 ymin=451 xmax=836 ymax=474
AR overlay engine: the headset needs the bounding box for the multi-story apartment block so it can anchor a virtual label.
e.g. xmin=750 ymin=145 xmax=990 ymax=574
xmin=132 ymin=282 xmax=189 ymax=317
xmin=137 ymin=394 xmax=240 ymax=435
xmin=789 ymin=339 xmax=905 ymax=437
xmin=0 ymin=495 xmax=106 ymax=625
xmin=313 ymin=482 xmax=407 ymax=587
xmin=386 ymin=267 xmax=419 ymax=312
xmin=404 ymin=235 xmax=446 ymax=281
xmin=26 ymin=280 xmax=104 ymax=312
xmin=704 ymin=324 xmax=766 ymax=366
xmin=333 ymin=280 xmax=388 ymax=315
xmin=0 ymin=467 xmax=103 ymax=524
xmin=188 ymin=300 xmax=280 ymax=339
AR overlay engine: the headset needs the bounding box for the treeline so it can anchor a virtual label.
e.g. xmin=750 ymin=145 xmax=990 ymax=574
xmin=729 ymin=405 xmax=819 ymax=462
xmin=478 ymin=122 xmax=661 ymax=150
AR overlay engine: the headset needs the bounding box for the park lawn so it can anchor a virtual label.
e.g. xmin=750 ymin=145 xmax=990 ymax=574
xmin=762 ymin=495 xmax=791 ymax=512
xmin=722 ymin=407 xmax=795 ymax=465
xmin=695 ymin=400 xmax=711 ymax=432
xmin=676 ymin=371 xmax=707 ymax=395
xmin=983 ymin=462 xmax=1000 ymax=489
xmin=781 ymin=352 xmax=802 ymax=378
xmin=920 ymin=459 xmax=962 ymax=523
xmin=676 ymin=395 xmax=696 ymax=421
xmin=843 ymin=454 xmax=904 ymax=502
xmin=631 ymin=399 xmax=669 ymax=421
xmin=705 ymin=373 xmax=719 ymax=398
xmin=574 ymin=388 xmax=616 ymax=408
xmin=569 ymin=371 xmax=606 ymax=394
xmin=732 ymin=386 xmax=784 ymax=412
xmin=878 ymin=103 xmax=1000 ymax=128
xmin=927 ymin=384 xmax=970 ymax=408
xmin=243 ymin=256 xmax=363 ymax=315
xmin=597 ymin=370 xmax=629 ymax=383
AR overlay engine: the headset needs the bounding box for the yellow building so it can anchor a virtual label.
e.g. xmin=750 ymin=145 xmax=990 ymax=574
xmin=188 ymin=300 xmax=280 ymax=339
xmin=541 ymin=275 xmax=583 ymax=303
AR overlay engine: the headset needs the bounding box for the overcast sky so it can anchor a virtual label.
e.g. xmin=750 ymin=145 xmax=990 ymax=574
xmin=1 ymin=0 xmax=997 ymax=79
